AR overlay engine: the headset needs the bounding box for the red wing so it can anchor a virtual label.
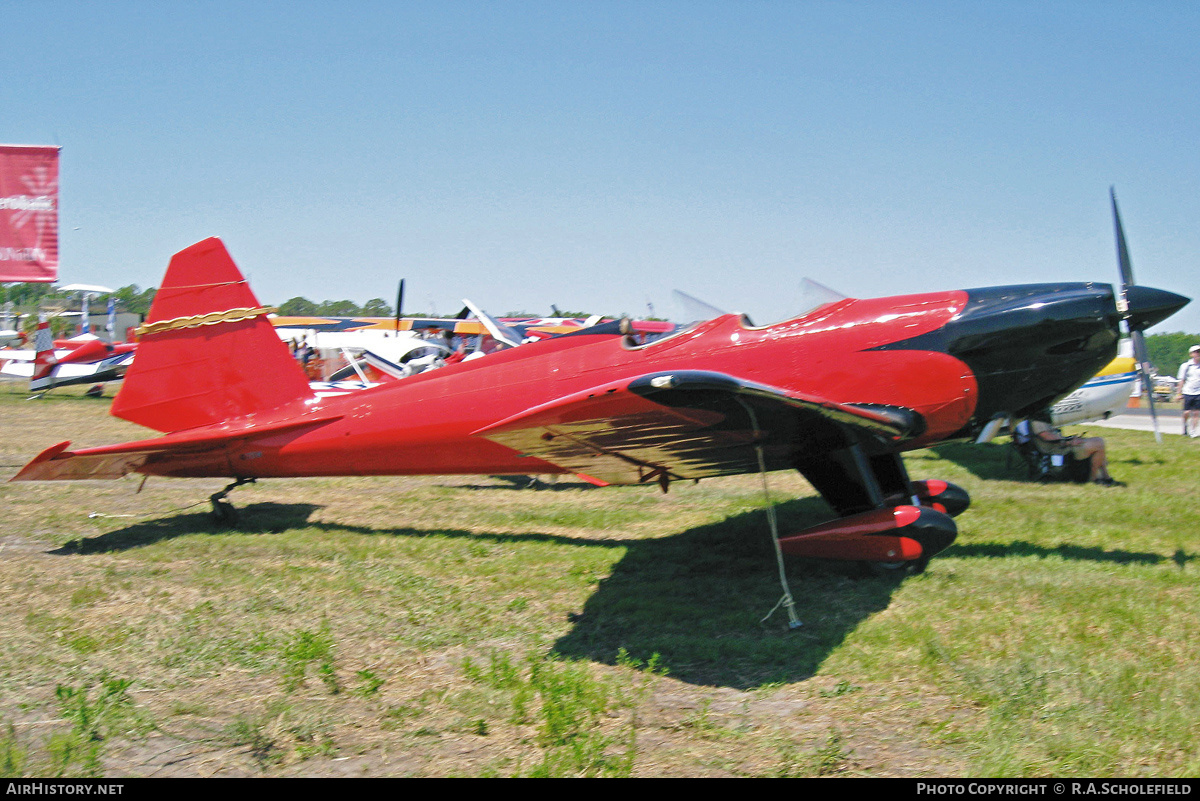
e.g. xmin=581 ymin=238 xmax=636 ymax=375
xmin=473 ymin=370 xmax=922 ymax=486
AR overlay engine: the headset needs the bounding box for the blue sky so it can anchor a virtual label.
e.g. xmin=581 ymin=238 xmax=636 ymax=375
xmin=4 ymin=1 xmax=1198 ymax=332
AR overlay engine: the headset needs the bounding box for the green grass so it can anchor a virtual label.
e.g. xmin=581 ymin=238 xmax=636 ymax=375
xmin=0 ymin=384 xmax=1197 ymax=776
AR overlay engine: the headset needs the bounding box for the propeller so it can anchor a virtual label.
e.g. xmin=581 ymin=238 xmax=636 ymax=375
xmin=1111 ymin=187 xmax=1162 ymax=444
xmin=460 ymin=298 xmax=522 ymax=349
xmin=393 ymin=279 xmax=405 ymax=336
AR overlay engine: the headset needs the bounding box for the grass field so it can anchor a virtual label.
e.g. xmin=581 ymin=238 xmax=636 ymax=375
xmin=0 ymin=382 xmax=1197 ymax=777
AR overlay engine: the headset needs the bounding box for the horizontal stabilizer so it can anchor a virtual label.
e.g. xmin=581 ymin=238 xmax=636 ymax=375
xmin=10 ymin=413 xmax=344 ymax=482
xmin=12 ymin=440 xmax=173 ymax=481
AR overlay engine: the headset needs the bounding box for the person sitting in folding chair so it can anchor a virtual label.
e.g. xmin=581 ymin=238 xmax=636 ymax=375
xmin=1014 ymin=417 xmax=1118 ymax=486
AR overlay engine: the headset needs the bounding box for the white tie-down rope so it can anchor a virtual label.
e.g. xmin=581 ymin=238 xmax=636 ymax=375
xmin=737 ymin=398 xmax=803 ymax=630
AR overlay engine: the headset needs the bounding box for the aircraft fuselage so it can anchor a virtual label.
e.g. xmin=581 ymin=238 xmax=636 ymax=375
xmin=140 ymin=282 xmax=1134 ymax=482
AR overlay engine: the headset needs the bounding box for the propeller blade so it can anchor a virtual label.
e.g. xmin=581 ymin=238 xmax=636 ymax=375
xmin=1130 ymin=330 xmax=1162 ymax=444
xmin=1110 ymin=188 xmax=1185 ymax=444
xmin=393 ymin=279 xmax=405 ymax=335
xmin=460 ymin=299 xmax=522 ymax=348
xmin=1111 ymin=187 xmax=1151 ymax=439
xmin=1111 ymin=187 xmax=1135 ymax=303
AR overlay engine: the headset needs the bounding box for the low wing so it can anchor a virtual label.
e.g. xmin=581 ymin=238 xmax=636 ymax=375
xmin=3 ymin=352 xmax=132 ymax=383
xmin=0 ymin=348 xmax=72 ymax=377
xmin=473 ymin=370 xmax=922 ymax=486
xmin=0 ymin=348 xmax=75 ymax=362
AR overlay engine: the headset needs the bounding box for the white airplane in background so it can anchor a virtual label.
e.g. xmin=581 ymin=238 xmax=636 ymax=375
xmin=0 ymin=303 xmax=19 ymax=346
xmin=0 ymin=323 xmax=136 ymax=392
xmin=1049 ymin=339 xmax=1139 ymax=426
xmin=277 ymin=327 xmax=451 ymax=376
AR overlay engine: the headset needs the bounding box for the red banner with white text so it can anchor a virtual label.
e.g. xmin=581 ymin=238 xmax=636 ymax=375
xmin=0 ymin=145 xmax=60 ymax=282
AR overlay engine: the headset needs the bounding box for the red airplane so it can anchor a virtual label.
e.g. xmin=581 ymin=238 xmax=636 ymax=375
xmin=0 ymin=323 xmax=137 ymax=392
xmin=10 ymin=238 xmax=1188 ymax=571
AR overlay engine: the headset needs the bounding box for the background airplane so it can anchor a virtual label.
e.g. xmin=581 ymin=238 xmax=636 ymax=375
xmin=0 ymin=322 xmax=136 ymax=392
xmin=1048 ymin=339 xmax=1138 ymax=426
xmin=272 ymin=292 xmax=674 ymax=382
xmin=1 ymin=281 xmax=662 ymax=393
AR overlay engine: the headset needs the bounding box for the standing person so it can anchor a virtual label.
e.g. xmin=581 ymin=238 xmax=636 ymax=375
xmin=1176 ymin=345 xmax=1200 ymax=437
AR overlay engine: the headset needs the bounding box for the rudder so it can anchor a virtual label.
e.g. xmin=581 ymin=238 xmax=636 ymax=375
xmin=29 ymin=321 xmax=57 ymax=390
xmin=111 ymin=238 xmax=313 ymax=432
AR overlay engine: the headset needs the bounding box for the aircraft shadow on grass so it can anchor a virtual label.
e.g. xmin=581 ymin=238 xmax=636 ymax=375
xmin=50 ymin=497 xmax=1196 ymax=689
xmin=49 ymin=497 xmax=904 ymax=687
xmin=455 ymin=476 xmax=603 ymax=492
xmin=924 ymin=440 xmax=1167 ymax=483
xmin=948 ymin=540 xmax=1193 ymax=568
xmin=549 ymin=496 xmax=908 ymax=688
xmin=49 ymin=502 xmax=325 ymax=555
xmin=922 ymin=441 xmax=1024 ymax=482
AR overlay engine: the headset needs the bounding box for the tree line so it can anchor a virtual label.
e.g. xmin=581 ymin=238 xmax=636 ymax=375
xmin=1 ymin=285 xmax=590 ymax=323
xmin=1145 ymin=331 xmax=1200 ymax=375
xmin=1 ymin=283 xmax=158 ymax=317
xmin=276 ymin=296 xmax=396 ymax=317
xmin=275 ymin=297 xmax=599 ymax=319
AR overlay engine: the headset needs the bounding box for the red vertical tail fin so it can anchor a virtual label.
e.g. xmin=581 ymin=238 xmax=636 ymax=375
xmin=111 ymin=238 xmax=313 ymax=433
xmin=29 ymin=322 xmax=58 ymax=390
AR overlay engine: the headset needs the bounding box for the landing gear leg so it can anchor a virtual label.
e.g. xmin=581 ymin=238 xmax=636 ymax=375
xmin=793 ymin=447 xmax=959 ymax=574
xmin=210 ymin=477 xmax=256 ymax=525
